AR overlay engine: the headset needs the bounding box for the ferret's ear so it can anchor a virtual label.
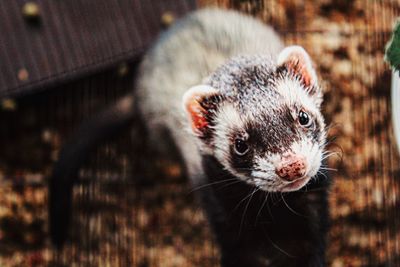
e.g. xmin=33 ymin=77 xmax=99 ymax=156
xmin=182 ymin=85 xmax=221 ymax=138
xmin=278 ymin=45 xmax=319 ymax=89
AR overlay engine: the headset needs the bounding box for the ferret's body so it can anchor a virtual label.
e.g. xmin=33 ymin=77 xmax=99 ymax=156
xmin=136 ymin=9 xmax=283 ymax=180
xmin=50 ymin=9 xmax=330 ymax=267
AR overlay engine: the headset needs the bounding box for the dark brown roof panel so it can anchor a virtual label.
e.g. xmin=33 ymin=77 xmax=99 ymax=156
xmin=0 ymin=0 xmax=196 ymax=98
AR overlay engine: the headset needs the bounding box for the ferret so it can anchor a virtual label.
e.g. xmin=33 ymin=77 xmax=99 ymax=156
xmin=49 ymin=9 xmax=330 ymax=267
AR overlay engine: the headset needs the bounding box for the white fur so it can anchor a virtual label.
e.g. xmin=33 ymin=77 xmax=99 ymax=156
xmin=250 ymin=137 xmax=323 ymax=192
xmin=182 ymin=85 xmax=219 ymax=114
xmin=290 ymin=138 xmax=322 ymax=179
xmin=212 ymin=104 xmax=245 ymax=167
xmin=275 ymin=77 xmax=320 ymax=116
xmin=277 ymin=45 xmax=318 ymax=86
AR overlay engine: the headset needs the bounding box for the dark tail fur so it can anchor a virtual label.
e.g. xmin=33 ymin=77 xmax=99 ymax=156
xmin=49 ymin=95 xmax=136 ymax=248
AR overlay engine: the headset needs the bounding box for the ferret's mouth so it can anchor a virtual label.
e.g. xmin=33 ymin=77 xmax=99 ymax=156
xmin=249 ymin=172 xmax=312 ymax=192
xmin=281 ymin=176 xmax=310 ymax=192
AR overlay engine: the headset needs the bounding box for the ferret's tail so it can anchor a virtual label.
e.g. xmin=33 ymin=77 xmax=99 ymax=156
xmin=49 ymin=94 xmax=136 ymax=248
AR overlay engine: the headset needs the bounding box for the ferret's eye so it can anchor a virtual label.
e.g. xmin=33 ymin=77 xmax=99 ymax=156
xmin=234 ymin=139 xmax=249 ymax=156
xmin=298 ymin=110 xmax=312 ymax=128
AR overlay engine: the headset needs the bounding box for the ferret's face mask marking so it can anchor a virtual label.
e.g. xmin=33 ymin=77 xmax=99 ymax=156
xmin=183 ymin=46 xmax=326 ymax=192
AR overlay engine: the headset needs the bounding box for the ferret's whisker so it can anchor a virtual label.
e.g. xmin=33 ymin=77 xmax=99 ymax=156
xmin=317 ymin=170 xmax=329 ymax=181
xmin=255 ymin=192 xmax=269 ymax=224
xmin=239 ymin=187 xmax=260 ymax=236
xmin=319 ymin=167 xmax=337 ymax=172
xmin=232 ymin=187 xmax=258 ymax=214
xmin=188 ymin=178 xmax=238 ymax=193
xmin=280 ymin=193 xmax=306 ymax=217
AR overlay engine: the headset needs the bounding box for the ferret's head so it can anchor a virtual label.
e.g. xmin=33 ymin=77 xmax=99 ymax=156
xmin=183 ymin=46 xmax=326 ymax=192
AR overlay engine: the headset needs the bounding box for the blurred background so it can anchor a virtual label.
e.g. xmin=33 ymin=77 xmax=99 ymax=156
xmin=0 ymin=0 xmax=399 ymax=266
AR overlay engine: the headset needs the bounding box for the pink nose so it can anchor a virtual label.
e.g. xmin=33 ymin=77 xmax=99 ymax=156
xmin=275 ymin=154 xmax=307 ymax=181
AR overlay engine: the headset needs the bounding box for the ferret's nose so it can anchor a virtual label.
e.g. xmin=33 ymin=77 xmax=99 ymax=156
xmin=275 ymin=154 xmax=307 ymax=181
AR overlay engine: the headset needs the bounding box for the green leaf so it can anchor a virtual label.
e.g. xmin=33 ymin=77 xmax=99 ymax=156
xmin=385 ymin=20 xmax=400 ymax=72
